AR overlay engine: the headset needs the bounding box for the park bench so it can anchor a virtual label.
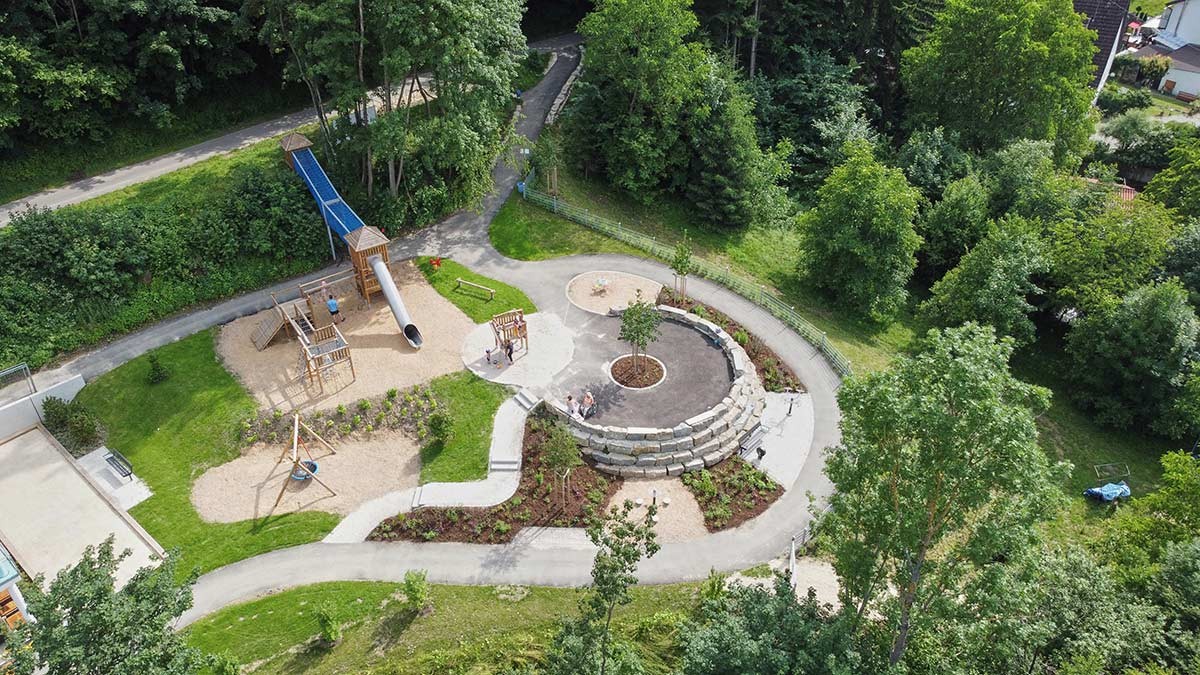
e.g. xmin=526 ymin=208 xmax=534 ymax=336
xmin=105 ymin=449 xmax=134 ymax=481
xmin=739 ymin=425 xmax=768 ymax=458
xmin=456 ymin=277 xmax=495 ymax=300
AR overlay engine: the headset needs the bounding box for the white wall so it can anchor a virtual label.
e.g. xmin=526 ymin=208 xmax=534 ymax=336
xmin=0 ymin=375 xmax=86 ymax=442
xmin=1160 ymin=67 xmax=1200 ymax=97
xmin=1164 ymin=0 xmax=1200 ymax=43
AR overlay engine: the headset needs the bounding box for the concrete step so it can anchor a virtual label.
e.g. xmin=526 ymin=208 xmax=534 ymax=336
xmin=515 ymin=389 xmax=541 ymax=411
xmin=489 ymin=458 xmax=521 ymax=472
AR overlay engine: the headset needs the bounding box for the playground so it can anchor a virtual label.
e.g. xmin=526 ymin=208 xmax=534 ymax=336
xmin=217 ymin=260 xmax=474 ymax=411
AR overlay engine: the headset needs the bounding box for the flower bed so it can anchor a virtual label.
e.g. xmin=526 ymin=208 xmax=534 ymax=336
xmin=656 ymin=289 xmax=803 ymax=393
xmin=241 ymin=384 xmax=441 ymax=446
xmin=610 ymin=354 xmax=665 ymax=388
xmin=368 ymin=415 xmax=622 ymax=544
xmin=681 ymin=456 xmax=782 ymax=531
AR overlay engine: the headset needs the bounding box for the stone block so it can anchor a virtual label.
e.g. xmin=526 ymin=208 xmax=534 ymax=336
xmin=710 ymin=418 xmax=730 ymax=436
xmin=644 ymin=467 xmax=668 ymax=478
xmin=667 ymin=464 xmax=685 ymax=477
xmin=631 ymin=444 xmax=660 ymax=456
xmin=636 ymin=455 xmax=659 ymax=466
xmin=693 ymin=438 xmax=719 ymax=457
xmin=685 ymin=409 xmax=717 ymax=429
xmin=626 ymin=426 xmax=655 ymax=441
xmin=691 ymin=426 xmax=713 ymax=443
xmin=702 ymin=450 xmax=725 ymax=467
xmin=672 ymin=423 xmax=693 ymax=438
xmin=650 ymin=428 xmax=674 ymax=441
xmin=677 ymin=436 xmax=694 ymax=450
xmin=670 ymin=450 xmax=694 ymax=463
xmin=684 ymin=458 xmax=705 ymax=472
xmin=604 ymin=426 xmax=628 ymax=441
xmin=604 ymin=453 xmax=637 ymax=466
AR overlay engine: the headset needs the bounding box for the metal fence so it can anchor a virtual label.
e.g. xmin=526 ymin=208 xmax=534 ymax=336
xmin=0 ymin=363 xmax=35 ymax=409
xmin=520 ymin=185 xmax=853 ymax=378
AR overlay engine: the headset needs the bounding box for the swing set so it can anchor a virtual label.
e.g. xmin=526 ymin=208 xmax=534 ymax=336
xmin=273 ymin=414 xmax=338 ymax=509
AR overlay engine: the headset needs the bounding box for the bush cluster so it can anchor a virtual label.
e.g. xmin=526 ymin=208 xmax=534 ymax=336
xmin=1096 ymin=85 xmax=1153 ymax=117
xmin=0 ymin=165 xmax=327 ymax=369
xmin=41 ymin=396 xmax=105 ymax=457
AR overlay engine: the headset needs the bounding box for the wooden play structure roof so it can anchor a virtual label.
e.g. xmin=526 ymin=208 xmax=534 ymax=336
xmin=279 ymin=132 xmax=313 ymax=153
xmin=344 ymin=225 xmax=390 ymax=252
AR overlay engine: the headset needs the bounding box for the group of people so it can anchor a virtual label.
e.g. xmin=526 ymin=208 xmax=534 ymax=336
xmin=566 ymin=391 xmax=596 ymax=419
xmin=485 ymin=340 xmax=516 ymax=367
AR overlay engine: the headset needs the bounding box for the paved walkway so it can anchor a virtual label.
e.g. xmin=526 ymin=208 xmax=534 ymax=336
xmin=17 ymin=43 xmax=842 ymax=626
xmin=0 ymin=34 xmax=582 ymax=227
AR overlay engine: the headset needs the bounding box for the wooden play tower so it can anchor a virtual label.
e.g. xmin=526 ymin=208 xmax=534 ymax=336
xmin=344 ymin=225 xmax=392 ymax=304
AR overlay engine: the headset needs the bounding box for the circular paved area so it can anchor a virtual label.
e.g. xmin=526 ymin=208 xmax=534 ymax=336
xmin=461 ymin=313 xmax=574 ymax=388
xmin=566 ymin=270 xmax=662 ymax=315
xmin=544 ymin=312 xmax=733 ymax=427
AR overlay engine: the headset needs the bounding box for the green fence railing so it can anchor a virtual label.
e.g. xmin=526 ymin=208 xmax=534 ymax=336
xmin=520 ymin=184 xmax=853 ymax=378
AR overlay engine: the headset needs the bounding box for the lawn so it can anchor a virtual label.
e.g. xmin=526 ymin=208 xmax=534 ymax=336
xmin=421 ymin=371 xmax=511 ymax=483
xmin=0 ymin=76 xmax=308 ymax=204
xmin=1115 ymin=83 xmax=1196 ymax=118
xmin=187 ymin=580 xmax=698 ymax=674
xmin=74 ymin=332 xmax=339 ymax=576
xmin=417 ymin=257 xmax=537 ymax=323
xmin=492 ymin=163 xmax=1184 ymax=544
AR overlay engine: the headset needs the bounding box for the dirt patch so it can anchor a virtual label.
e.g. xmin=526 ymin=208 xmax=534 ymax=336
xmin=241 ymin=385 xmax=441 ymax=446
xmin=368 ymin=416 xmax=622 ymax=544
xmin=610 ymin=355 xmax=664 ymax=389
xmin=681 ymin=456 xmax=783 ymax=531
xmin=191 ymin=430 xmax=421 ymax=522
xmin=657 ymin=289 xmax=804 ymax=393
xmin=217 ymin=260 xmax=475 ymax=412
xmin=568 ymin=271 xmax=662 ymax=315
xmin=608 ymin=477 xmax=708 ymax=543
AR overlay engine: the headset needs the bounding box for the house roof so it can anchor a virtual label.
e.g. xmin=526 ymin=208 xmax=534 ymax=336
xmin=1135 ymin=42 xmax=1200 ymax=73
xmin=1075 ymin=0 xmax=1134 ymax=88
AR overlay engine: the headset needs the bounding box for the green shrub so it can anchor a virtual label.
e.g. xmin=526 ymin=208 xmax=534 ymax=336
xmin=733 ymin=328 xmax=749 ymax=345
xmin=315 ymin=604 xmax=342 ymax=647
xmin=146 ymin=354 xmax=170 ymax=384
xmin=403 ymin=570 xmax=430 ymax=612
xmin=427 ymin=411 xmax=453 ymax=444
xmin=1096 ymin=84 xmax=1152 ymax=116
xmin=41 ymin=396 xmax=72 ymax=433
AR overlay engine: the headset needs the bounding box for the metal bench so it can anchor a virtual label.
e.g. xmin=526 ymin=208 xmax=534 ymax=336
xmin=105 ymin=449 xmax=133 ymax=481
xmin=739 ymin=425 xmax=768 ymax=457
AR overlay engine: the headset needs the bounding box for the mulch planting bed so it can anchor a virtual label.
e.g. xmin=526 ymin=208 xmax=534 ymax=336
xmin=657 ymin=289 xmax=804 ymax=393
xmin=681 ymin=456 xmax=783 ymax=531
xmin=368 ymin=414 xmax=621 ymax=544
xmin=610 ymin=354 xmax=665 ymax=388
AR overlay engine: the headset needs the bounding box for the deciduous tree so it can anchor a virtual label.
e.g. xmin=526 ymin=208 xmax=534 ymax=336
xmin=1146 ymin=137 xmax=1200 ymax=219
xmin=8 ymin=539 xmax=214 ymax=675
xmin=902 ymin=0 xmax=1097 ymax=161
xmin=921 ymin=218 xmax=1047 ymax=345
xmin=618 ymin=291 xmax=662 ymax=374
xmin=800 ymin=140 xmax=921 ymax=320
xmin=917 ymin=173 xmax=990 ymax=277
xmin=823 ymin=323 xmax=1059 ymax=666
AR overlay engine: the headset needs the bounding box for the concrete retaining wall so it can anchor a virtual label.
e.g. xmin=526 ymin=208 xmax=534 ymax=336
xmin=0 ymin=375 xmax=86 ymax=441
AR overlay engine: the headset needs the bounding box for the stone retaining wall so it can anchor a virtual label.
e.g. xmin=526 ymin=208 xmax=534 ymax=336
xmin=546 ymin=306 xmax=765 ymax=477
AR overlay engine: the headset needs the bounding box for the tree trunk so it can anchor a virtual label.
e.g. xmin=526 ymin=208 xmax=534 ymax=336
xmin=748 ymin=0 xmax=761 ymax=78
xmin=888 ymin=544 xmax=930 ymax=666
xmin=599 ymin=603 xmax=616 ymax=675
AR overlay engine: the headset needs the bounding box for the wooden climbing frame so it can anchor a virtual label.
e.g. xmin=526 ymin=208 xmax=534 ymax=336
xmin=491 ymin=309 xmax=529 ymax=352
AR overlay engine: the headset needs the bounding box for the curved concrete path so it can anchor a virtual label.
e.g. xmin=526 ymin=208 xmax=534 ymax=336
xmin=15 ymin=44 xmax=841 ymax=626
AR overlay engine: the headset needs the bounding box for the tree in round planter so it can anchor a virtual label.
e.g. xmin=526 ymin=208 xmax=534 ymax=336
xmin=617 ymin=290 xmax=662 ymax=377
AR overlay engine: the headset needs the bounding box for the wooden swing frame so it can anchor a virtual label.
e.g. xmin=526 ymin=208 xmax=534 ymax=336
xmin=273 ymin=414 xmax=339 ymax=509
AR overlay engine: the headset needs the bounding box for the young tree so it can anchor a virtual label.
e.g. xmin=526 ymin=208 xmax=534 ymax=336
xmin=822 ymin=323 xmax=1059 ymax=666
xmin=533 ymin=127 xmax=565 ymax=195
xmin=618 ymin=290 xmax=662 ymax=374
xmin=1047 ymin=199 xmax=1179 ymax=314
xmin=800 ymin=140 xmax=922 ymax=320
xmin=8 ymin=538 xmax=216 ymax=675
xmin=1066 ymin=280 xmax=1199 ymax=437
xmin=670 ymin=232 xmax=697 ymax=301
xmin=1146 ymin=137 xmax=1200 ymax=219
xmin=544 ymin=500 xmax=660 ymax=675
xmin=917 ymin=173 xmax=991 ymax=277
xmin=902 ymin=0 xmax=1097 ymax=161
xmin=921 ymin=218 xmax=1047 ymax=346
xmin=542 ymin=420 xmax=584 ymax=507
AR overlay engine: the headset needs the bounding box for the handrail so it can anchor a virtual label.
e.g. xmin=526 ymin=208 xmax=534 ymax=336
xmin=520 ymin=181 xmax=852 ymax=377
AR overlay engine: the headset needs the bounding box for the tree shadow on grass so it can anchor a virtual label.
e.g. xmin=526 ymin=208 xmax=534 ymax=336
xmin=371 ymin=606 xmax=419 ymax=652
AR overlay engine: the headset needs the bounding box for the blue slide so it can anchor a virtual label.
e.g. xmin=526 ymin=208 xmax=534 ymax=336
xmin=290 ymin=147 xmax=424 ymax=349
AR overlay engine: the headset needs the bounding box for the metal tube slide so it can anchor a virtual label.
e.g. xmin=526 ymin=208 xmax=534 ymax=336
xmin=368 ymin=255 xmax=423 ymax=349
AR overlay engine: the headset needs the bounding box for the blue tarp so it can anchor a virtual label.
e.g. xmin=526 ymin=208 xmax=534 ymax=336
xmin=1083 ymin=481 xmax=1131 ymax=502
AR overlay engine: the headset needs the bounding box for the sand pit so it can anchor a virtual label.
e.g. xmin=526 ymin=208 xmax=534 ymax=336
xmin=609 ymin=477 xmax=707 ymax=543
xmin=218 ymin=260 xmax=475 ymax=411
xmin=567 ymin=271 xmax=662 ymax=315
xmin=191 ymin=430 xmax=420 ymax=522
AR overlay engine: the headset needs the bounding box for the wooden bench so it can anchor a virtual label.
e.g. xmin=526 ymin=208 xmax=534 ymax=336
xmin=456 ymin=277 xmax=495 ymax=300
xmin=1176 ymin=92 xmax=1197 ymax=103
xmin=105 ymin=449 xmax=133 ymax=481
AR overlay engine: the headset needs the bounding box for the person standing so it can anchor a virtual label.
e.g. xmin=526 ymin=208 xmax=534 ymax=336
xmin=326 ymin=295 xmax=345 ymax=324
xmin=504 ymin=340 xmax=515 ymax=364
